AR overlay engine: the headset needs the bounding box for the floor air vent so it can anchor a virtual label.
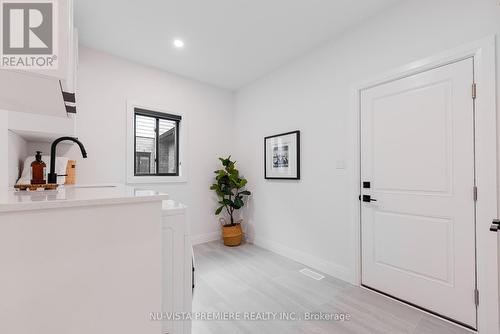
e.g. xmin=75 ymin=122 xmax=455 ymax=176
xmin=299 ymin=268 xmax=324 ymax=281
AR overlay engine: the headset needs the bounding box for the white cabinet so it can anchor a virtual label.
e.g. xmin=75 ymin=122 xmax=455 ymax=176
xmin=20 ymin=0 xmax=73 ymax=80
xmin=162 ymin=200 xmax=192 ymax=334
xmin=0 ymin=0 xmax=77 ymax=118
xmin=0 ymin=193 xmax=166 ymax=334
xmin=0 ymin=0 xmax=73 ymax=80
xmin=0 ymin=0 xmax=79 ymax=187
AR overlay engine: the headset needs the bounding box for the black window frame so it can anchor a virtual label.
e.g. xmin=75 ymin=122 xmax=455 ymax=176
xmin=134 ymin=107 xmax=181 ymax=177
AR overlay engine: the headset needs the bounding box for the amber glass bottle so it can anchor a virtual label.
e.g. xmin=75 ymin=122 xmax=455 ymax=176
xmin=31 ymin=151 xmax=47 ymax=184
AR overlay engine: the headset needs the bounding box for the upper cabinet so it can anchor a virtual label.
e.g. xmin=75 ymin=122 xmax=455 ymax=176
xmin=0 ymin=0 xmax=76 ymax=119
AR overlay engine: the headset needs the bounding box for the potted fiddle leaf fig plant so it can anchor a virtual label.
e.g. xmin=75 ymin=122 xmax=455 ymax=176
xmin=210 ymin=156 xmax=251 ymax=246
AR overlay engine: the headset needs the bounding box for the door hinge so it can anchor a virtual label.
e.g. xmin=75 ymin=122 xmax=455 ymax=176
xmin=472 ymin=83 xmax=477 ymax=99
xmin=473 ymin=186 xmax=478 ymax=201
xmin=475 ymin=289 xmax=479 ymax=306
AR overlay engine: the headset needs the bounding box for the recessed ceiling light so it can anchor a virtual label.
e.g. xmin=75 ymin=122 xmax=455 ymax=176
xmin=173 ymin=39 xmax=184 ymax=48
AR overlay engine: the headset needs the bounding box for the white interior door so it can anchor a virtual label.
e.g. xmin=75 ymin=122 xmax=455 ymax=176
xmin=360 ymin=58 xmax=476 ymax=328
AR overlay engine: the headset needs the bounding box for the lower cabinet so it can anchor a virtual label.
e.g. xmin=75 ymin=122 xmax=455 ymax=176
xmin=161 ymin=200 xmax=193 ymax=334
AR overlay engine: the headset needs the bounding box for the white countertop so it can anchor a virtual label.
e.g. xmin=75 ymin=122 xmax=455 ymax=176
xmin=0 ymin=184 xmax=169 ymax=213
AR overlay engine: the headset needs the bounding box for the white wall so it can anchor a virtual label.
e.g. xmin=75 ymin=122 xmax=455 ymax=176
xmin=8 ymin=131 xmax=27 ymax=187
xmin=0 ymin=112 xmax=8 ymax=188
xmin=234 ymin=0 xmax=500 ymax=282
xmin=52 ymin=47 xmax=234 ymax=240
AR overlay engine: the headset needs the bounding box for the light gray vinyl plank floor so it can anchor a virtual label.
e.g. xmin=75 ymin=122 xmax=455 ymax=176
xmin=192 ymin=241 xmax=471 ymax=334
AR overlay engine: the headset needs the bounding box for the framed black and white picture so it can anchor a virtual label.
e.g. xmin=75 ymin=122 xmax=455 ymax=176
xmin=264 ymin=130 xmax=300 ymax=180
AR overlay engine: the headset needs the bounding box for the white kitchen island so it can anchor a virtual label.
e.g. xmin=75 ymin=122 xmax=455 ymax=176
xmin=0 ymin=184 xmax=186 ymax=334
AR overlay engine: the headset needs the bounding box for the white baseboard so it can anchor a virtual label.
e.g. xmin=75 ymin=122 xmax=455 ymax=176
xmin=249 ymin=234 xmax=353 ymax=283
xmin=191 ymin=231 xmax=220 ymax=245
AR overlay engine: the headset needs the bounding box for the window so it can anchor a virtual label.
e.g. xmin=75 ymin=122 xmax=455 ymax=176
xmin=134 ymin=108 xmax=181 ymax=176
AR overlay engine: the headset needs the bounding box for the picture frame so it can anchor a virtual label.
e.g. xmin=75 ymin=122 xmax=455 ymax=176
xmin=264 ymin=130 xmax=300 ymax=180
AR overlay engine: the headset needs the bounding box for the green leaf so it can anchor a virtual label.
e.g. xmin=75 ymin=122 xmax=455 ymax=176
xmin=222 ymin=199 xmax=233 ymax=206
xmin=215 ymin=206 xmax=224 ymax=215
xmin=234 ymin=197 xmax=244 ymax=209
xmin=228 ymin=175 xmax=238 ymax=185
xmin=219 ymin=156 xmax=232 ymax=167
xmin=239 ymin=190 xmax=251 ymax=196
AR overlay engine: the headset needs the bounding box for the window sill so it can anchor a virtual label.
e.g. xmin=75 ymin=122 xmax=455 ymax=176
xmin=126 ymin=175 xmax=187 ymax=184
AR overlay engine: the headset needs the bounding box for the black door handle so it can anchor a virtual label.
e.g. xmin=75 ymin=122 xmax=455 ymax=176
xmin=490 ymin=219 xmax=500 ymax=232
xmin=362 ymin=195 xmax=377 ymax=202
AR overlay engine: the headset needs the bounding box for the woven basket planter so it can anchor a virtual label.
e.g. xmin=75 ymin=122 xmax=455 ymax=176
xmin=220 ymin=218 xmax=243 ymax=246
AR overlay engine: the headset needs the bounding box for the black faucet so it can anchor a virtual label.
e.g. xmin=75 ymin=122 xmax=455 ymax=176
xmin=47 ymin=137 xmax=87 ymax=184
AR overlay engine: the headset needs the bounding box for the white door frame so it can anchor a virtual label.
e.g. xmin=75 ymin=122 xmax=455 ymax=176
xmin=350 ymin=36 xmax=498 ymax=333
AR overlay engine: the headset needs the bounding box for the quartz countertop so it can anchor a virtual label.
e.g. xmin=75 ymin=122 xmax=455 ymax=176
xmin=0 ymin=184 xmax=168 ymax=213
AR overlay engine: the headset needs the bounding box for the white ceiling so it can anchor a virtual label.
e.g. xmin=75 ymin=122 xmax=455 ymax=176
xmin=75 ymin=0 xmax=403 ymax=90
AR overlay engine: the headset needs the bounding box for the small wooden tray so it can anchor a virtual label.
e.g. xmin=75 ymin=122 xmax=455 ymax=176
xmin=14 ymin=183 xmax=58 ymax=191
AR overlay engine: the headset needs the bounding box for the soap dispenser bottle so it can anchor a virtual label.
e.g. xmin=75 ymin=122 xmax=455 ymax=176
xmin=31 ymin=151 xmax=47 ymax=184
